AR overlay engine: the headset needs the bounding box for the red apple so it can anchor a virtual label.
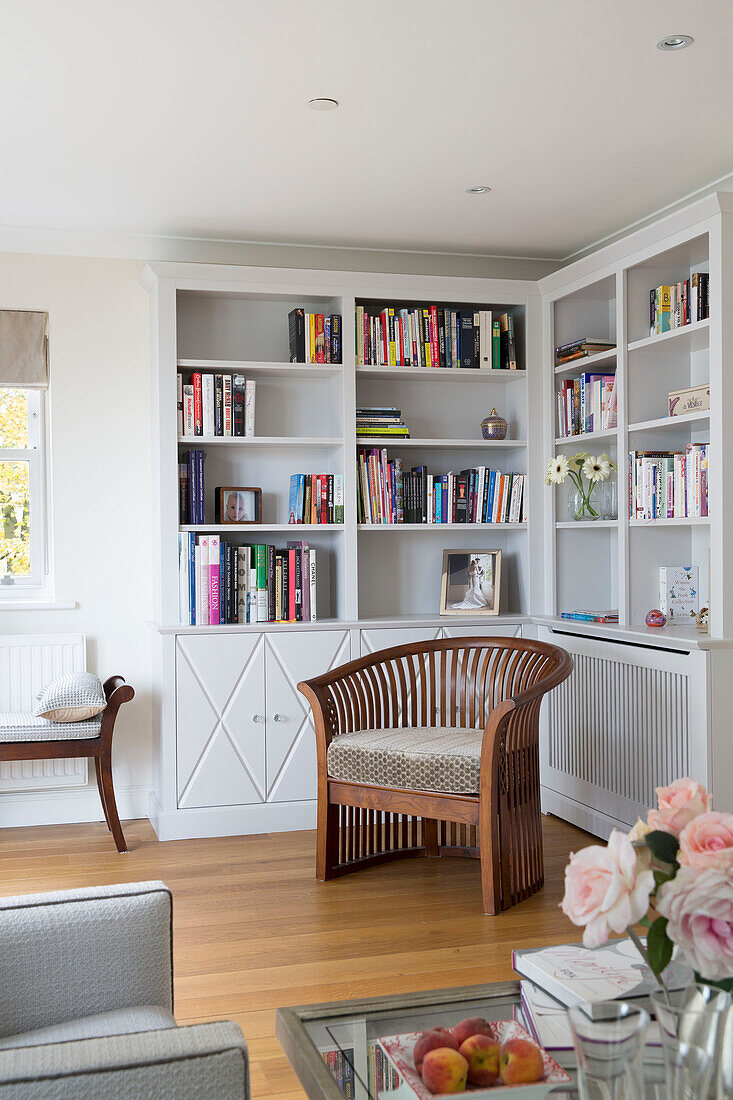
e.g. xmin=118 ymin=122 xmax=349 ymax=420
xmin=451 ymin=1017 xmax=493 ymax=1046
xmin=500 ymin=1037 xmax=544 ymax=1085
xmin=413 ymin=1029 xmax=459 ymax=1070
xmin=458 ymin=1034 xmax=500 ymax=1087
xmin=420 ymin=1048 xmax=469 ymax=1094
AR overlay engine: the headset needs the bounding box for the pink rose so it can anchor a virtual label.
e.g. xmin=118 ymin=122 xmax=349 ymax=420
xmin=679 ymin=812 xmax=733 ymax=871
xmin=647 ymin=777 xmax=711 ymax=836
xmin=561 ymin=829 xmax=654 ymax=949
xmin=656 ymin=866 xmax=733 ymax=981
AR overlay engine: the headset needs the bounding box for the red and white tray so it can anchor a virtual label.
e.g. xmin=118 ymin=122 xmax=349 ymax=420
xmin=378 ymin=1021 xmax=572 ymax=1099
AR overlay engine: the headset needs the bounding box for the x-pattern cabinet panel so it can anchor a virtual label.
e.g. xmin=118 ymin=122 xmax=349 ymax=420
xmin=176 ymin=629 xmax=350 ymax=810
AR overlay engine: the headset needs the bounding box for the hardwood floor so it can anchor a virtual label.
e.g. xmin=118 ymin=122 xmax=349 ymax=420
xmin=0 ymin=814 xmax=591 ymax=1099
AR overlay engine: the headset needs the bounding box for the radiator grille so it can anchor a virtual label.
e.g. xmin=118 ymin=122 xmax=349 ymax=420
xmin=549 ymin=653 xmax=689 ymax=809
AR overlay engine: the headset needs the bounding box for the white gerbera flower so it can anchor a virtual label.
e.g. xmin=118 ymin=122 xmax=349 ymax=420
xmin=568 ymin=451 xmax=589 ymax=472
xmin=583 ymin=454 xmax=612 ymax=483
xmin=546 ymin=455 xmax=569 ymax=485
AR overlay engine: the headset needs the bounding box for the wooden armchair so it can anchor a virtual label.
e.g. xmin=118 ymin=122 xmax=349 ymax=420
xmin=0 ymin=676 xmax=134 ymax=853
xmin=298 ymin=637 xmax=573 ymax=914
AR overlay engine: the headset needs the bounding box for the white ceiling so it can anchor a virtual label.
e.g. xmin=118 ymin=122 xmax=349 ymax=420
xmin=2 ymin=0 xmax=733 ymax=260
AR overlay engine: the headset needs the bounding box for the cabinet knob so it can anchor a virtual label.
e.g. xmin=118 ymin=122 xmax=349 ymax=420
xmin=272 ymin=713 xmax=287 ymax=723
xmin=252 ymin=714 xmax=264 ymax=724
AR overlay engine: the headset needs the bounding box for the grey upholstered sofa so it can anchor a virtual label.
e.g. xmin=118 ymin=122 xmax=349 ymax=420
xmin=0 ymin=880 xmax=249 ymax=1097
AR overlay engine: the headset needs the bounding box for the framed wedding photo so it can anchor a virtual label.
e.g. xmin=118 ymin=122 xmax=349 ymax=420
xmin=215 ymin=486 xmax=262 ymax=525
xmin=440 ymin=549 xmax=502 ymax=616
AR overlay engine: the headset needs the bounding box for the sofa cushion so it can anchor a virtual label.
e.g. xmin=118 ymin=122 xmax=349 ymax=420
xmin=34 ymin=672 xmax=107 ymax=722
xmin=0 ymin=712 xmax=103 ymax=742
xmin=0 ymin=1005 xmax=176 ymax=1050
xmin=327 ymin=726 xmax=482 ymax=795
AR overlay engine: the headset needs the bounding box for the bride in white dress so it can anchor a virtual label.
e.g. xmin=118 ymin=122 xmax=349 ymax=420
xmin=450 ymin=557 xmax=492 ymax=610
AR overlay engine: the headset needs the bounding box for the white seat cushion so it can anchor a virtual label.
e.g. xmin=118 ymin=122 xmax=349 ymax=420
xmin=0 ymin=712 xmax=103 ymax=742
xmin=327 ymin=726 xmax=482 ymax=795
xmin=0 ymin=1005 xmax=176 ymax=1050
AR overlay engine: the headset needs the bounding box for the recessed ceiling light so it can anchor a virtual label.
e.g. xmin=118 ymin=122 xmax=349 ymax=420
xmin=465 ymin=186 xmax=492 ymax=194
xmin=308 ymin=97 xmax=339 ymax=111
xmin=656 ymin=34 xmax=693 ymax=51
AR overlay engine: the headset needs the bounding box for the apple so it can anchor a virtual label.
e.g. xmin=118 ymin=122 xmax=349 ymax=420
xmin=420 ymin=1048 xmax=469 ymax=1094
xmin=458 ymin=1034 xmax=500 ymax=1087
xmin=500 ymin=1037 xmax=544 ymax=1085
xmin=413 ymin=1029 xmax=459 ymax=1070
xmin=451 ymin=1017 xmax=493 ymax=1046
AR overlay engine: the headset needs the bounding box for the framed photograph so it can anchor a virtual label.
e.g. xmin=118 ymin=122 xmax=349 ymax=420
xmin=214 ymin=486 xmax=262 ymax=525
xmin=440 ymin=549 xmax=502 ymax=616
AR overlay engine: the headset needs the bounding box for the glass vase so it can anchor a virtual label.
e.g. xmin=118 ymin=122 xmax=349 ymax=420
xmin=600 ymin=477 xmax=618 ymax=520
xmin=568 ymin=1001 xmax=649 ymax=1099
xmin=567 ymin=481 xmax=602 ymax=521
xmin=651 ymin=986 xmax=730 ymax=1100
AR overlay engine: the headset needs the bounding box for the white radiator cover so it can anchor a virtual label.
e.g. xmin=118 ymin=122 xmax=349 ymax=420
xmin=537 ymin=627 xmax=709 ymax=837
xmin=0 ymin=634 xmax=88 ymax=792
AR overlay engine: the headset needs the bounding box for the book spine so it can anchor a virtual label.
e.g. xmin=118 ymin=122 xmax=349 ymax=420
xmin=192 ymin=372 xmax=203 ymax=435
xmin=202 ymin=374 xmax=215 ymax=436
xmin=288 ymin=546 xmax=297 ymax=621
xmin=245 ymin=379 xmax=256 ymax=437
xmin=315 ymin=314 xmax=325 ymax=363
xmin=223 ymin=374 xmax=232 ymax=436
xmin=334 ymin=474 xmax=344 ymax=524
xmin=473 ymin=311 xmax=481 ymax=370
xmin=255 ymin=545 xmax=268 ymax=622
xmin=232 ymin=375 xmax=245 ymax=436
xmin=176 ymin=372 xmax=183 ymax=436
xmin=183 ymin=385 xmax=194 ymax=436
xmin=267 ymin=544 xmax=276 ymax=622
xmin=209 ymin=535 xmax=220 ymax=625
xmin=309 ymin=547 xmax=317 ymax=620
xmin=324 ymin=315 xmax=331 ymax=363
xmin=214 ymin=374 xmax=223 ymax=436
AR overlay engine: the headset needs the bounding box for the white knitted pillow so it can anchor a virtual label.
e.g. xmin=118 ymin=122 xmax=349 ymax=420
xmin=34 ymin=672 xmax=107 ymax=723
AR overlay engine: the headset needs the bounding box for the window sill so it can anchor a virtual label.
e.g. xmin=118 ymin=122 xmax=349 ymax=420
xmin=0 ymin=599 xmax=77 ymax=611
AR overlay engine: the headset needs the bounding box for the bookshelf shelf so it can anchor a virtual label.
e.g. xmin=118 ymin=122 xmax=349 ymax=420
xmin=355 ymin=366 xmax=526 ymax=382
xmin=180 ymin=524 xmax=345 ymax=533
xmin=555 ymin=520 xmax=618 ymax=529
xmin=627 ymin=411 xmax=710 ymax=433
xmin=356 ymin=437 xmax=526 ymax=450
xmin=628 ymin=517 xmax=710 ymax=527
xmin=358 ymin=522 xmax=527 ymax=531
xmin=627 ymin=318 xmax=710 ymax=354
xmin=554 ymin=348 xmax=617 ymax=376
xmin=554 ymin=429 xmax=617 ymax=446
xmin=177 ymin=359 xmax=342 ymax=378
xmin=178 ymin=435 xmax=343 ymax=448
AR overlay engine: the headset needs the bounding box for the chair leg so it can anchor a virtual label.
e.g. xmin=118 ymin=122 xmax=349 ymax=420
xmin=316 ymin=798 xmax=339 ymax=880
xmin=98 ymin=750 xmax=128 ymax=853
xmin=94 ymin=757 xmax=112 ymax=831
xmin=478 ymin=807 xmax=501 ymax=916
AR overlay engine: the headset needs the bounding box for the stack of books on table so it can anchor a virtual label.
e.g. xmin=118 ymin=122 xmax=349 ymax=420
xmin=649 ymin=274 xmax=708 ymax=336
xmin=357 ymin=454 xmax=526 ymax=525
xmin=561 ymin=610 xmax=619 ymax=624
xmin=557 ymin=373 xmax=617 ymax=437
xmin=629 ymin=444 xmax=709 ymax=519
xmin=355 ymin=303 xmax=519 ymax=369
xmin=555 ymin=338 xmax=615 ymax=366
xmin=178 ymin=536 xmax=318 ymax=625
xmin=512 ymin=940 xmax=692 ymax=1068
xmin=356 ymin=406 xmax=410 ymax=439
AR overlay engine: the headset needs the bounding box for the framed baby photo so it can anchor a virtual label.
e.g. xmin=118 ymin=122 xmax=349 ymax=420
xmin=440 ymin=549 xmax=502 ymax=616
xmin=214 ymin=486 xmax=262 ymax=525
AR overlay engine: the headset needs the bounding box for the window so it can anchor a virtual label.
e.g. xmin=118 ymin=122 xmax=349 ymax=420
xmin=0 ymin=387 xmax=46 ymax=590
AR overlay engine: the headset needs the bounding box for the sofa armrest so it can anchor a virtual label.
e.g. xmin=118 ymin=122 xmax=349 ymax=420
xmin=0 ymin=881 xmax=172 ymax=1039
xmin=0 ymin=1022 xmax=248 ymax=1099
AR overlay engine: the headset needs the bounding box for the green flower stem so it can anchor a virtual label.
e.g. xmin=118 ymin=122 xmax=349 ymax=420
xmin=627 ymin=926 xmax=670 ymax=1001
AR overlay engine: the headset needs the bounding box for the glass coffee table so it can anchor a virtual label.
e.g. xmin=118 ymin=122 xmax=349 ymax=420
xmin=276 ymin=980 xmax=578 ymax=1100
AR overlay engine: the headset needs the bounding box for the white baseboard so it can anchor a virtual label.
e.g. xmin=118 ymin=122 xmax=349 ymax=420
xmin=541 ymin=785 xmax=630 ymax=840
xmin=0 ymin=785 xmax=151 ymax=829
xmin=149 ymin=791 xmax=317 ymax=841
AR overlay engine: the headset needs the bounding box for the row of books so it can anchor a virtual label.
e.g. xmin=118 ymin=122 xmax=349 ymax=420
xmin=649 ymin=273 xmax=709 ymax=336
xmin=287 ymin=473 xmax=344 ymax=524
xmin=178 ymin=534 xmax=318 ymax=625
xmin=356 ymin=406 xmax=410 ymax=438
xmin=321 ymin=1048 xmax=354 ymax=1099
xmin=355 ymin=304 xmax=519 ymax=370
xmin=367 ymin=1041 xmax=400 ymax=1094
xmin=180 ymin=450 xmax=206 ymax=525
xmin=554 ymin=336 xmax=615 ymax=366
xmin=288 ymin=309 xmax=342 ymax=364
xmin=357 ymin=450 xmax=526 ymax=524
xmin=629 ymin=444 xmax=709 ymax=520
xmin=178 ymin=373 xmax=255 ymax=438
xmin=557 ymin=373 xmax=617 ymax=437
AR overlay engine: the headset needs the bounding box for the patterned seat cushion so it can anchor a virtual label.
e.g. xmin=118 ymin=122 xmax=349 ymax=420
xmin=0 ymin=712 xmax=103 ymax=743
xmin=327 ymin=726 xmax=482 ymax=795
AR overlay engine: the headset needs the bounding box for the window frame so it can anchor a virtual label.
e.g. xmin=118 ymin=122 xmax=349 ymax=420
xmin=0 ymin=387 xmax=48 ymax=593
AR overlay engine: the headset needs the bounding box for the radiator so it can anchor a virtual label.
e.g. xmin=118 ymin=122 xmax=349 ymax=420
xmin=0 ymin=634 xmax=88 ymax=792
xmin=538 ymin=627 xmax=708 ymax=836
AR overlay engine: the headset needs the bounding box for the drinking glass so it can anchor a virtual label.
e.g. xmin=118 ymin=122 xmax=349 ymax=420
xmin=653 ymin=1038 xmax=710 ymax=1099
xmin=568 ymin=1001 xmax=649 ymax=1100
xmin=651 ymin=985 xmax=730 ymax=1099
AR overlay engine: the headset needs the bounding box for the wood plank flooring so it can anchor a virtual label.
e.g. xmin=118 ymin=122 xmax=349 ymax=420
xmin=0 ymin=815 xmax=591 ymax=1098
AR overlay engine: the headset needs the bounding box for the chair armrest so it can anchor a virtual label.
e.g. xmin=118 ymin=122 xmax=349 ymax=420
xmin=0 ymin=881 xmax=172 ymax=1039
xmin=0 ymin=1022 xmax=248 ymax=1099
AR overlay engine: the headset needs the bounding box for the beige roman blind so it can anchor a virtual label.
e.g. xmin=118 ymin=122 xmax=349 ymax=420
xmin=0 ymin=310 xmax=48 ymax=387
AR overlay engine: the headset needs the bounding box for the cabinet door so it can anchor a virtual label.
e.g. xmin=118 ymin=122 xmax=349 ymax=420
xmin=264 ymin=630 xmax=350 ymax=803
xmin=176 ymin=633 xmax=266 ymax=809
xmin=360 ymin=625 xmax=442 ymax=657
